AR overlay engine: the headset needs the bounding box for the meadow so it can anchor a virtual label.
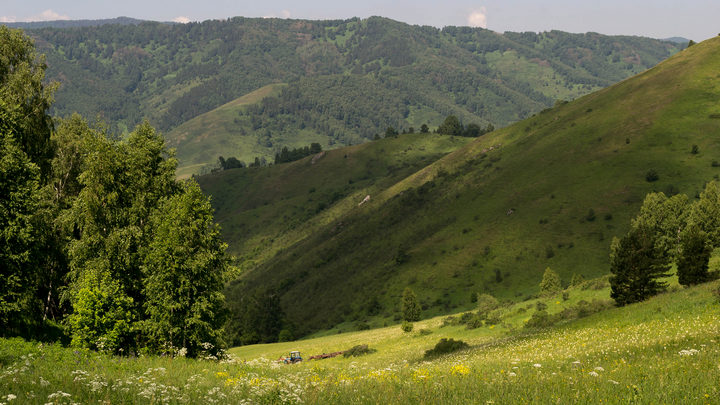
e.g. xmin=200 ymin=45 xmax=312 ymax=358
xmin=2 ymin=279 xmax=718 ymax=404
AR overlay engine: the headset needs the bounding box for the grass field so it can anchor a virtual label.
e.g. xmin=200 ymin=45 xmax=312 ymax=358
xmin=2 ymin=279 xmax=718 ymax=404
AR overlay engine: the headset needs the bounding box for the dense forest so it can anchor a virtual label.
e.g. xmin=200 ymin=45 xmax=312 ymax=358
xmin=17 ymin=17 xmax=681 ymax=161
xmin=0 ymin=26 xmax=230 ymax=357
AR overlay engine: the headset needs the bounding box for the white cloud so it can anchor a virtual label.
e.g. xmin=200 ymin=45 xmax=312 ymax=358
xmin=29 ymin=9 xmax=70 ymax=21
xmin=467 ymin=7 xmax=487 ymax=28
xmin=263 ymin=10 xmax=291 ymax=19
xmin=173 ymin=16 xmax=191 ymax=24
xmin=0 ymin=16 xmax=17 ymax=23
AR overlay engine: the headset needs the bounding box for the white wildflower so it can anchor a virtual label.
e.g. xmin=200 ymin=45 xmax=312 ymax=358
xmin=678 ymin=349 xmax=699 ymax=356
xmin=6 ymin=394 xmax=16 ymax=401
xmin=508 ymin=372 xmax=517 ymax=377
xmin=609 ymin=379 xmax=620 ymax=385
xmin=594 ymin=366 xmax=604 ymax=372
xmin=589 ymin=371 xmax=599 ymax=377
xmin=533 ymin=363 xmax=542 ymax=368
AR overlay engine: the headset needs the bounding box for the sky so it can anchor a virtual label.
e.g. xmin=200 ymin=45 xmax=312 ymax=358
xmin=2 ymin=0 xmax=718 ymax=41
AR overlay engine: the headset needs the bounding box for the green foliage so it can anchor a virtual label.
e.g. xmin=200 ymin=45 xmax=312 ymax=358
xmin=570 ymin=273 xmax=585 ymax=287
xmin=0 ymin=135 xmax=40 ymax=330
xmin=343 ymin=344 xmax=376 ymax=357
xmin=540 ymin=267 xmax=563 ymax=296
xmin=277 ymin=329 xmax=294 ymax=342
xmin=23 ymin=18 xmax=680 ymax=174
xmin=437 ymin=115 xmax=463 ymax=136
xmin=400 ymin=321 xmax=413 ymax=333
xmin=631 ymin=192 xmax=689 ymax=260
xmin=0 ymin=27 xmax=54 ymax=334
xmin=609 ymin=226 xmax=671 ymax=306
xmin=676 ymin=226 xmax=711 ymax=286
xmin=688 ymin=181 xmax=720 ymax=245
xmin=401 ymin=288 xmax=421 ymax=322
xmin=274 ymin=143 xmax=322 ymax=164
xmin=475 ymin=294 xmax=499 ymax=320
xmin=141 ymin=181 xmax=231 ymax=356
xmin=524 ymin=310 xmax=553 ymax=328
xmin=645 ymin=169 xmax=659 ymax=182
xmin=424 ymin=338 xmax=469 ymax=358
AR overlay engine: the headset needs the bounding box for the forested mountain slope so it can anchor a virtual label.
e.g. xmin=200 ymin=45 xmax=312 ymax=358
xmin=22 ymin=17 xmax=681 ymax=172
xmin=201 ymin=36 xmax=720 ymax=338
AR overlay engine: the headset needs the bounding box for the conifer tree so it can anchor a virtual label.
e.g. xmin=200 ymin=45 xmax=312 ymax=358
xmin=676 ymin=226 xmax=711 ymax=286
xmin=401 ymin=287 xmax=421 ymax=322
xmin=539 ymin=267 xmax=562 ymax=296
xmin=610 ymin=226 xmax=671 ymax=306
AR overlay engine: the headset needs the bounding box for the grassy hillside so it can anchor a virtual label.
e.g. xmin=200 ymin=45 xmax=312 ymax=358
xmin=2 ymin=279 xmax=717 ymax=403
xmin=23 ymin=17 xmax=680 ymax=173
xmin=169 ymin=84 xmax=287 ymax=178
xmin=200 ymin=133 xmax=472 ymax=264
xmin=204 ymin=36 xmax=720 ymax=337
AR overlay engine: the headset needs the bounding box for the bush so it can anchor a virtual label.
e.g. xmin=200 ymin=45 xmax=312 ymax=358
xmin=485 ymin=315 xmax=501 ymax=326
xmin=524 ymin=310 xmax=555 ymax=329
xmin=475 ymin=294 xmax=499 ymax=319
xmin=355 ymin=321 xmax=370 ymax=331
xmin=417 ymin=328 xmax=433 ymax=336
xmin=585 ymin=209 xmax=596 ymax=222
xmin=343 ymin=344 xmax=376 ymax=357
xmin=277 ymin=329 xmax=293 ymax=342
xmin=465 ymin=315 xmax=484 ymax=329
xmin=562 ymin=291 xmax=570 ymax=301
xmin=459 ymin=312 xmax=474 ymax=324
xmin=424 ymin=338 xmax=469 ymax=358
xmin=401 ymin=321 xmax=414 ymax=333
xmin=645 ymin=169 xmax=659 ymax=182
xmin=440 ymin=316 xmax=457 ymax=327
xmin=540 ymin=267 xmax=562 ymax=296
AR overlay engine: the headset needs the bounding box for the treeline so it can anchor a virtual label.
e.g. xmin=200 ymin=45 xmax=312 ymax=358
xmin=217 ymin=155 xmax=268 ymax=171
xmin=0 ymin=27 xmax=230 ymax=357
xmin=275 ymin=143 xmax=322 ymax=164
xmin=609 ymin=183 xmax=720 ymax=306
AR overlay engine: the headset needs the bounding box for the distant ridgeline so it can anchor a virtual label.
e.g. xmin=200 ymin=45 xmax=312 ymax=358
xmin=19 ymin=16 xmax=681 ymax=168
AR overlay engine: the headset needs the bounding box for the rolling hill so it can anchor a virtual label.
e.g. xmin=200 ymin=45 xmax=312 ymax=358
xmin=198 ymin=36 xmax=720 ymax=338
xmin=20 ymin=17 xmax=681 ymax=173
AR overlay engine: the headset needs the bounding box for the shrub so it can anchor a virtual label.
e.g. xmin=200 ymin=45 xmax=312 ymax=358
xmin=585 ymin=209 xmax=596 ymax=222
xmin=459 ymin=312 xmax=474 ymax=324
xmin=440 ymin=316 xmax=457 ymax=327
xmin=465 ymin=315 xmax=484 ymax=329
xmin=691 ymin=145 xmax=699 ymax=154
xmin=424 ymin=338 xmax=469 ymax=358
xmin=540 ymin=267 xmax=562 ymax=296
xmin=401 ymin=321 xmax=414 ymax=333
xmin=535 ymin=301 xmax=548 ymax=311
xmin=485 ymin=315 xmax=501 ymax=326
xmin=562 ymin=291 xmax=570 ymax=301
xmin=343 ymin=344 xmax=376 ymax=357
xmin=417 ymin=328 xmax=433 ymax=336
xmin=645 ymin=169 xmax=659 ymax=182
xmin=355 ymin=321 xmax=370 ymax=331
xmin=475 ymin=294 xmax=499 ymax=319
xmin=570 ymin=273 xmax=585 ymax=287
xmin=277 ymin=329 xmax=293 ymax=342
xmin=524 ymin=310 xmax=554 ymax=329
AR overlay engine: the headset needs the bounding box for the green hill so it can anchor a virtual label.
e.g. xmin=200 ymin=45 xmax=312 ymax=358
xmin=199 ymin=36 xmax=720 ymax=338
xmin=169 ymin=84 xmax=287 ymax=178
xmin=24 ymin=17 xmax=680 ymax=173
